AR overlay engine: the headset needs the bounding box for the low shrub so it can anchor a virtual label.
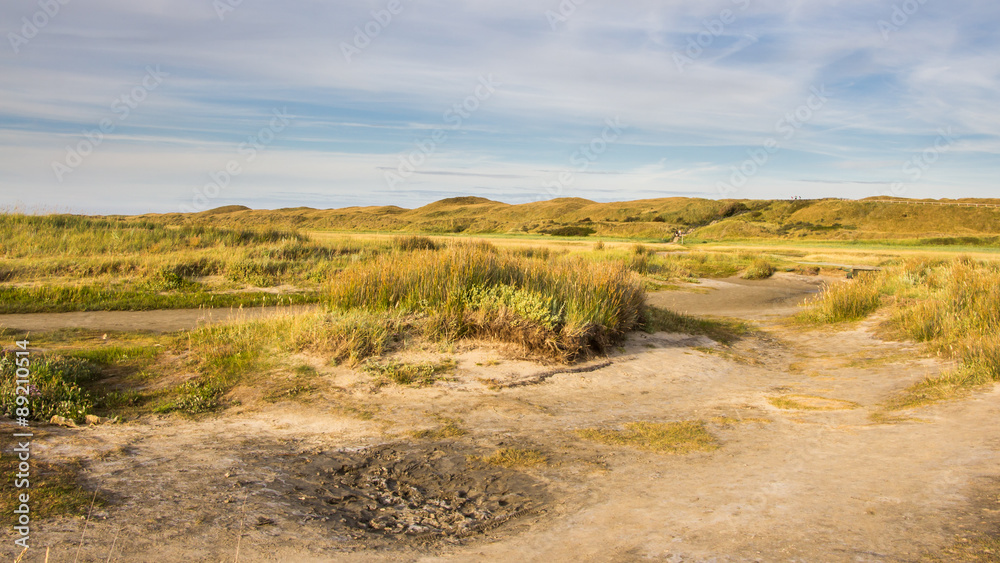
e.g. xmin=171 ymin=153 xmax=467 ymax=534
xmin=0 ymin=353 xmax=97 ymax=422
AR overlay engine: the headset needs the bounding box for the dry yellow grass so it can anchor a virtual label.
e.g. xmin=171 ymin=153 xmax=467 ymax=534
xmin=473 ymin=448 xmax=547 ymax=468
xmin=768 ymin=395 xmax=859 ymax=411
xmin=576 ymin=421 xmax=719 ymax=454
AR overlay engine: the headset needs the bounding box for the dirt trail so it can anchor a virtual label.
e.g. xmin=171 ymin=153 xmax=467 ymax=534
xmin=3 ymin=274 xmax=998 ymax=562
xmin=0 ymin=304 xmax=316 ymax=333
xmin=646 ymin=273 xmax=830 ymax=320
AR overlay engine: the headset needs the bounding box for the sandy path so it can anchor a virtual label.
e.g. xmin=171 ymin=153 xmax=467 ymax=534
xmin=3 ymin=275 xmax=998 ymax=562
xmin=647 ymin=273 xmax=830 ymax=320
xmin=0 ymin=304 xmax=316 ymax=333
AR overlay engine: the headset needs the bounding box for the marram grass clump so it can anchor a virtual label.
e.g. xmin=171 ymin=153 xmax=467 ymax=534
xmin=800 ymin=275 xmax=885 ymax=323
xmin=740 ymin=258 xmax=776 ymax=280
xmin=326 ymin=243 xmax=646 ymax=360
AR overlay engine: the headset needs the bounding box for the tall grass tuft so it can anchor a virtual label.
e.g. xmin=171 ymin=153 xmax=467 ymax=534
xmin=394 ymin=235 xmax=439 ymax=251
xmin=326 ymin=243 xmax=646 ymax=360
xmin=740 ymin=258 xmax=776 ymax=280
xmin=801 ymin=275 xmax=885 ymax=323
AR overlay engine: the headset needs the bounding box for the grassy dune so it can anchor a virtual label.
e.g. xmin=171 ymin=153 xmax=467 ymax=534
xmin=138 ymin=196 xmax=1000 ymax=243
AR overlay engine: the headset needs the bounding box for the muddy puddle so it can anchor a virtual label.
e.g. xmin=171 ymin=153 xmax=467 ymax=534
xmin=255 ymin=442 xmax=547 ymax=547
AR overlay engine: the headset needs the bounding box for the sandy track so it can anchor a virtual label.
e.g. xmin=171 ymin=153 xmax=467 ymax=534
xmin=2 ymin=274 xmax=998 ymax=562
xmin=647 ymin=273 xmax=829 ymax=320
xmin=0 ymin=305 xmax=316 ymax=333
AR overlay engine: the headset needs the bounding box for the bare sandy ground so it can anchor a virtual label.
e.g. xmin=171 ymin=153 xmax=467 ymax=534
xmin=646 ymin=274 xmax=830 ymax=320
xmin=2 ymin=274 xmax=998 ymax=562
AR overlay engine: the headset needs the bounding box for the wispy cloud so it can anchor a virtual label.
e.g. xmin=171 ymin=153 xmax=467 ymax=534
xmin=1 ymin=0 xmax=998 ymax=212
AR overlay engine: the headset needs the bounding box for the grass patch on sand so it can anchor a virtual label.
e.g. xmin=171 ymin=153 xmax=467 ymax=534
xmin=576 ymin=420 xmax=719 ymax=454
xmin=768 ymin=394 xmax=859 ymax=411
xmin=411 ymin=416 xmax=467 ymax=439
xmin=473 ymin=448 xmax=547 ymax=468
xmin=925 ymin=533 xmax=1000 ymax=562
xmin=709 ymin=415 xmax=771 ymax=425
xmin=364 ymin=358 xmax=457 ymax=387
xmin=155 ymin=309 xmax=404 ymax=415
xmin=0 ymin=430 xmax=101 ymax=527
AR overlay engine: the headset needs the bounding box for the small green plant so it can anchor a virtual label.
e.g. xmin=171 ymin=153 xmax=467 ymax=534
xmin=0 ymin=353 xmax=97 ymax=422
xmin=263 ymin=383 xmax=316 ymax=403
xmin=155 ymin=381 xmax=222 ymax=414
xmin=632 ymin=243 xmax=652 ymax=256
xmin=66 ymin=345 xmax=160 ymax=366
xmin=462 ymin=284 xmax=564 ymax=330
xmin=364 ymin=358 xmax=457 ymax=386
xmin=411 ymin=416 xmax=467 ymax=439
xmin=225 ymin=259 xmax=285 ymax=287
xmin=146 ymin=267 xmax=201 ymax=292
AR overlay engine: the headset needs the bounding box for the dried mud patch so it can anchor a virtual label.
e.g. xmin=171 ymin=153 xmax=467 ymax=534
xmin=259 ymin=441 xmax=547 ymax=548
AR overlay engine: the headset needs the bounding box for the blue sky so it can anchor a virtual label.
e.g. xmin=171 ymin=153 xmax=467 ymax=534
xmin=1 ymin=0 xmax=998 ymax=213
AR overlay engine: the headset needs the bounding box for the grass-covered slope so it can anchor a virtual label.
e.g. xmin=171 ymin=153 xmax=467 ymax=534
xmin=140 ymin=196 xmax=1000 ymax=243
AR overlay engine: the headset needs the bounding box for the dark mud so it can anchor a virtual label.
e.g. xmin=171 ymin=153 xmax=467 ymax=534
xmin=259 ymin=442 xmax=547 ymax=547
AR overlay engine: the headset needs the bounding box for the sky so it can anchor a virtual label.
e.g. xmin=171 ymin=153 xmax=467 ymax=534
xmin=0 ymin=0 xmax=998 ymax=214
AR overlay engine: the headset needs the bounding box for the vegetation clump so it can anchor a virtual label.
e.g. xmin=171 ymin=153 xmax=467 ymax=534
xmin=544 ymin=226 xmax=595 ymax=237
xmin=473 ymin=448 xmax=547 ymax=467
xmin=394 ymin=235 xmax=439 ymax=251
xmin=327 ymin=243 xmax=646 ymax=360
xmin=0 ymin=353 xmax=97 ymax=422
xmin=740 ymin=258 xmax=776 ymax=280
xmin=364 ymin=358 xmax=457 ymax=387
xmin=577 ymin=421 xmax=719 ymax=454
